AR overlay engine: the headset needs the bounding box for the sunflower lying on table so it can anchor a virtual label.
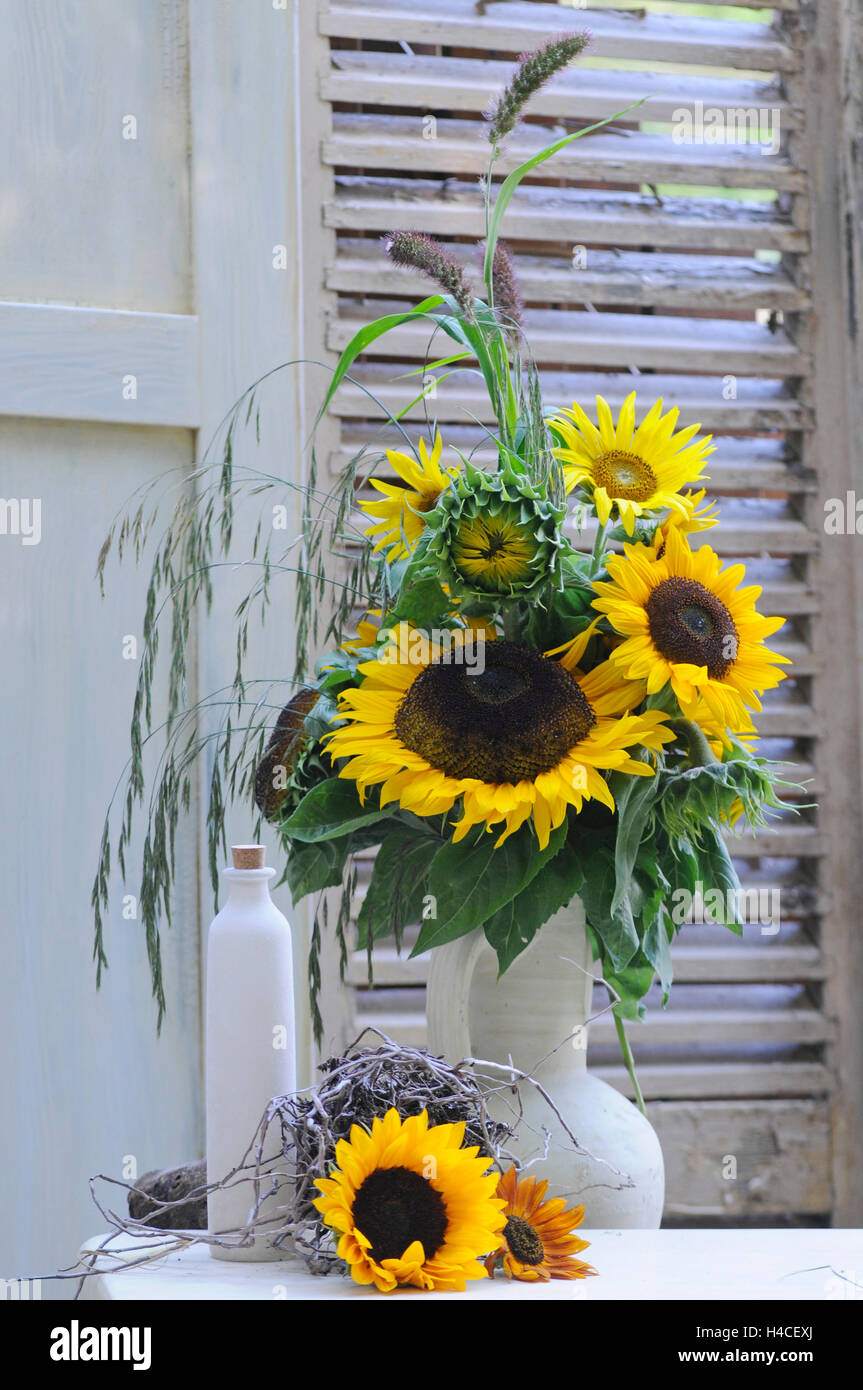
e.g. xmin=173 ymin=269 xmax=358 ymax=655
xmin=313 ymin=1108 xmax=596 ymax=1293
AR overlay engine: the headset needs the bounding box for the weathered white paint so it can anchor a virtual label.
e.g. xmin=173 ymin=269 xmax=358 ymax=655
xmin=0 ymin=303 xmax=199 ymax=426
xmin=0 ymin=419 xmax=201 ymax=1290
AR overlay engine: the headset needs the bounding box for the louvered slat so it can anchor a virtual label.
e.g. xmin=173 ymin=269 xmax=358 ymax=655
xmin=327 ymin=178 xmax=807 ymax=254
xmin=330 ymin=302 xmax=810 ymax=375
xmin=328 ymin=240 xmax=811 ymax=313
xmin=326 ymin=51 xmax=794 ymax=130
xmin=322 ymin=0 xmax=799 ymax=73
xmin=330 ymin=367 xmax=812 ymax=432
xmin=327 ymin=115 xmax=804 ymax=192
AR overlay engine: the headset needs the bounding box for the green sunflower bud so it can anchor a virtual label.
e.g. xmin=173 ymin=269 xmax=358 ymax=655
xmin=422 ymin=460 xmax=571 ymax=602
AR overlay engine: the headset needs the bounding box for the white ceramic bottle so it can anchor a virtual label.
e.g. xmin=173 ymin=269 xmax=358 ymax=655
xmin=206 ymin=844 xmax=295 ymax=1260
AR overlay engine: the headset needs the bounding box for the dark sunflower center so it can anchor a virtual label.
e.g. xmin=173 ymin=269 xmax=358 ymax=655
xmin=351 ymin=1166 xmax=447 ymax=1264
xmin=504 ymin=1214 xmax=545 ymax=1266
xmin=593 ymin=450 xmax=657 ymax=503
xmin=646 ymin=576 xmax=737 ymax=679
xmin=394 ymin=641 xmax=596 ymax=783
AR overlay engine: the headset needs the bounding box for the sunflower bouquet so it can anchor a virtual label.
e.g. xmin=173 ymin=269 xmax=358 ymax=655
xmin=254 ymin=40 xmax=792 ymax=1073
xmin=94 ymin=35 xmax=795 ymax=1095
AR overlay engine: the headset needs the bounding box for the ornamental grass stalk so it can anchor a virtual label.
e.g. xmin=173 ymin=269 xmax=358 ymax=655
xmin=487 ymin=32 xmax=591 ymax=148
xmin=383 ymin=231 xmax=474 ymax=318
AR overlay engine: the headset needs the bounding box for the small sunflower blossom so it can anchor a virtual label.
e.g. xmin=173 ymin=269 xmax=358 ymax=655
xmin=592 ymin=525 xmax=789 ymax=732
xmin=340 ymin=609 xmax=383 ymax=654
xmin=651 ymin=489 xmax=719 ymax=554
xmin=486 ymin=1165 xmax=597 ymax=1282
xmin=359 ymin=431 xmax=459 ymax=560
xmin=313 ymin=1108 xmax=506 ymax=1293
xmin=549 ymin=391 xmax=714 ymax=536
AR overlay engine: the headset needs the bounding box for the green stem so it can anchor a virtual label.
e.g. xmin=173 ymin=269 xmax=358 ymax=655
xmin=668 ymin=717 xmax=720 ymax=768
xmin=589 ymin=518 xmax=608 ymax=577
xmin=501 ymin=603 xmax=522 ymax=642
xmin=614 ymin=1013 xmax=647 ymax=1117
xmin=484 ymin=152 xmax=498 ymax=309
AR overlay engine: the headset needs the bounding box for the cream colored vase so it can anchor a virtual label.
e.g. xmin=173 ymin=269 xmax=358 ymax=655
xmin=426 ymin=898 xmax=664 ymax=1227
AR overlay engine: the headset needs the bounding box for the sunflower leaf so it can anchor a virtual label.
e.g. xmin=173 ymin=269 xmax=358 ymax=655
xmin=282 ymin=779 xmax=392 ymax=843
xmin=700 ymin=828 xmax=744 ymax=934
xmin=285 ymin=823 xmax=388 ymax=903
xmin=484 ymin=840 xmax=584 ymax=974
xmin=412 ymin=819 xmax=567 ymax=956
xmin=604 ymin=952 xmax=656 ymax=1022
xmin=579 ymin=841 xmax=640 ymax=973
xmin=642 ymin=897 xmax=674 ymax=1003
xmin=609 ymin=765 xmax=662 ymax=923
xmin=385 ymin=575 xmax=452 ymax=631
xmin=356 ymin=826 xmax=441 ymax=949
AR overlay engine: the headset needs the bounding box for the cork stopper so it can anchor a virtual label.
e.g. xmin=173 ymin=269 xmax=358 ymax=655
xmin=231 ymin=844 xmax=266 ymax=870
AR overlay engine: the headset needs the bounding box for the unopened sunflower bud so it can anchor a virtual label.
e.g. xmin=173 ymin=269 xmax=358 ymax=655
xmin=487 ymin=32 xmax=590 ymax=147
xmin=383 ymin=231 xmax=474 ymax=318
xmin=491 ymin=241 xmax=523 ymax=328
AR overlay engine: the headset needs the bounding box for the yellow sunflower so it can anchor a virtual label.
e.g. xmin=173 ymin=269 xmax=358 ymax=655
xmin=359 ymin=431 xmax=458 ymax=559
xmin=651 ymin=489 xmax=719 ymax=554
xmin=340 ymin=609 xmax=383 ymax=654
xmin=549 ymin=391 xmax=714 ymax=535
xmin=485 ymin=1166 xmax=597 ymax=1283
xmin=323 ymin=623 xmax=673 ymax=850
xmin=592 ymin=525 xmax=789 ymax=729
xmin=313 ymin=1108 xmax=506 ymax=1293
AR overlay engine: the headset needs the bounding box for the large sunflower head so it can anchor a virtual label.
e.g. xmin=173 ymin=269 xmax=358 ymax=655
xmin=359 ymin=431 xmax=459 ymax=560
xmin=323 ymin=623 xmax=673 ymax=849
xmin=592 ymin=525 xmax=789 ymax=730
xmin=485 ymin=1166 xmax=597 ymax=1283
xmin=313 ymin=1108 xmax=506 ymax=1293
xmin=423 ymin=460 xmax=569 ymax=601
xmin=548 ymin=391 xmax=714 ymax=536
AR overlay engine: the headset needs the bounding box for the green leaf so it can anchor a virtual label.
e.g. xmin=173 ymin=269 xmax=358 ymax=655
xmin=484 ymin=841 xmax=584 ymax=974
xmin=609 ymin=766 xmax=661 ymax=923
xmin=356 ymin=826 xmax=441 ymax=949
xmin=282 ymin=778 xmax=391 ymax=843
xmin=605 ymin=954 xmax=656 ymax=1022
xmin=315 ymin=295 xmax=445 ymax=423
xmin=643 ymin=903 xmax=674 ymax=1002
xmin=412 ymin=820 xmax=566 ymax=956
xmin=579 ymin=841 xmax=640 ymax=973
xmin=428 ymin=309 xmax=505 ymax=431
xmin=385 ymin=576 xmax=452 ymax=630
xmin=701 ymin=829 xmax=744 ymax=934
xmin=285 ymin=837 xmax=349 ymax=901
xmin=285 ymin=822 xmax=387 ymax=902
xmin=483 ymin=99 xmax=650 ymax=286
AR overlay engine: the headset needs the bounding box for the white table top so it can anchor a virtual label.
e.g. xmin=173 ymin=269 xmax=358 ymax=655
xmin=77 ymin=1229 xmax=863 ymax=1301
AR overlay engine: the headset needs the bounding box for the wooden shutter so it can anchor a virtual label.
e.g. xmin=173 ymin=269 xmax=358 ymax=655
xmin=304 ymin=0 xmax=863 ymax=1225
